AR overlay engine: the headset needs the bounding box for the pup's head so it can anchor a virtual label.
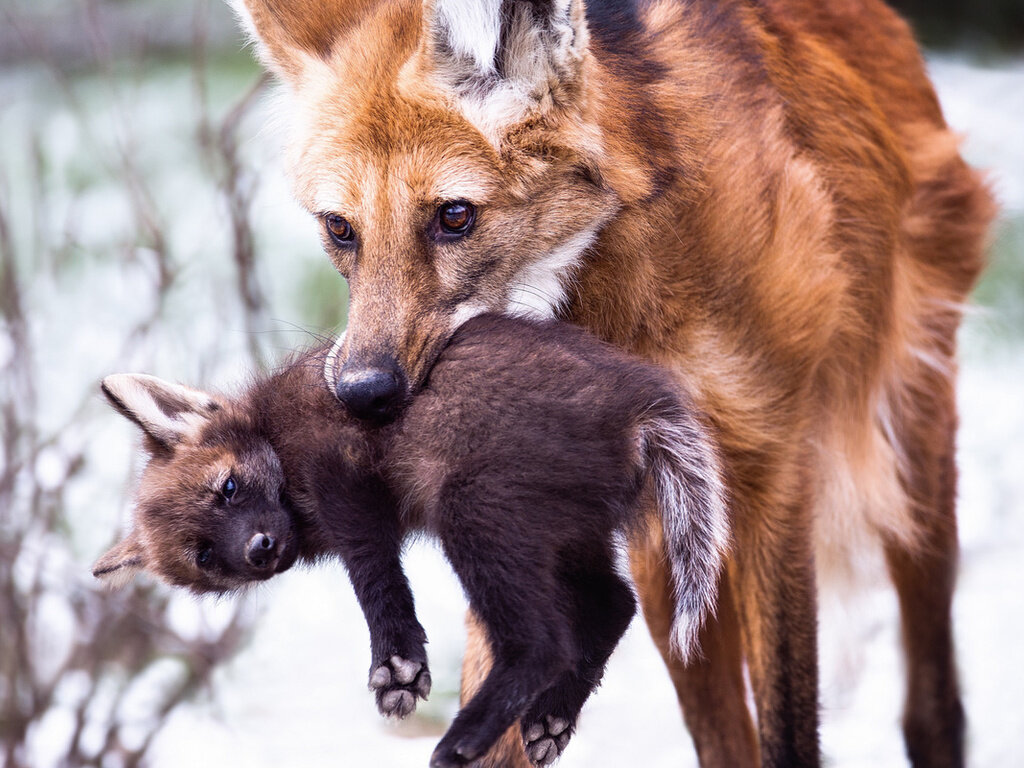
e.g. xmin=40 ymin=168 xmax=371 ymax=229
xmin=94 ymin=374 xmax=299 ymax=594
xmin=232 ymin=0 xmax=663 ymax=421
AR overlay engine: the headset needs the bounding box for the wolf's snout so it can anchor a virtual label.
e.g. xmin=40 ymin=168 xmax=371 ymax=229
xmin=245 ymin=533 xmax=278 ymax=569
xmin=335 ymin=363 xmax=407 ymax=422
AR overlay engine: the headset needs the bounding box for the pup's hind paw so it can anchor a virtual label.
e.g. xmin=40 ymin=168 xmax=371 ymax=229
xmin=369 ymin=655 xmax=431 ymax=719
xmin=522 ymin=715 xmax=572 ymax=766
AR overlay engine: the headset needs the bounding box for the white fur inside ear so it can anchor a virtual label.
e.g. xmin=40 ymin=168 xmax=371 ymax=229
xmin=102 ymin=373 xmax=218 ymax=446
xmin=417 ymin=1 xmax=589 ymax=145
xmin=434 ymin=0 xmax=503 ymax=74
xmin=93 ymin=559 xmax=143 ymax=590
xmin=92 ymin=536 xmax=146 ymax=589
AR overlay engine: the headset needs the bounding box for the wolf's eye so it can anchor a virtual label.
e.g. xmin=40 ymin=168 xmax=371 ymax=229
xmin=197 ymin=546 xmax=213 ymax=567
xmin=324 ymin=214 xmax=355 ymax=246
xmin=222 ymin=476 xmax=237 ymax=500
xmin=437 ymin=201 xmax=475 ymax=237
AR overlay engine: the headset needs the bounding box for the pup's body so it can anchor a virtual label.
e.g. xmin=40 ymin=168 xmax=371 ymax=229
xmin=96 ymin=314 xmax=728 ymax=767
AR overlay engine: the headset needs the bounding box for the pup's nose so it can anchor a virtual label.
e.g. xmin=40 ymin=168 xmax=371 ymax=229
xmin=335 ymin=363 xmax=406 ymax=422
xmin=245 ymin=533 xmax=278 ymax=569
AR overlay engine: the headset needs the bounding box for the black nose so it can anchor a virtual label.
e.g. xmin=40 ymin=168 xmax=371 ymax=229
xmin=334 ymin=363 xmax=407 ymax=422
xmin=245 ymin=533 xmax=278 ymax=569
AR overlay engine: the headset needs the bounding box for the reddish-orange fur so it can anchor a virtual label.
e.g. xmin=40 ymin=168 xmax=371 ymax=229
xmin=234 ymin=0 xmax=994 ymax=765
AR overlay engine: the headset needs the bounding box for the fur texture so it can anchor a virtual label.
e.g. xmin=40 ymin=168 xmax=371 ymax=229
xmin=96 ymin=314 xmax=729 ymax=767
xmin=232 ymin=1 xmax=996 ymax=765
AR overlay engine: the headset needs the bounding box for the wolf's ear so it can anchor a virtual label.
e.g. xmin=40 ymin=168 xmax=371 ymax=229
xmin=101 ymin=374 xmax=220 ymax=450
xmin=93 ymin=533 xmax=147 ymax=588
xmin=418 ymin=0 xmax=590 ymax=137
xmin=231 ymin=0 xmax=372 ymax=81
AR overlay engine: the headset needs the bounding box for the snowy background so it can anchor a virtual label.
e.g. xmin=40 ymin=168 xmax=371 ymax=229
xmin=1 ymin=4 xmax=1022 ymax=767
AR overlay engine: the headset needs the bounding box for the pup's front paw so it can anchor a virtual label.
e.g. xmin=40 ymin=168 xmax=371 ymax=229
xmin=368 ymin=655 xmax=431 ymax=719
xmin=522 ymin=715 xmax=572 ymax=766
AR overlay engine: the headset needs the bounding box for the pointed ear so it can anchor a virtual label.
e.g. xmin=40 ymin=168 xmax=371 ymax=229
xmin=101 ymin=374 xmax=221 ymax=450
xmin=418 ymin=0 xmax=590 ymax=138
xmin=231 ymin=0 xmax=375 ymax=82
xmin=93 ymin=533 xmax=147 ymax=588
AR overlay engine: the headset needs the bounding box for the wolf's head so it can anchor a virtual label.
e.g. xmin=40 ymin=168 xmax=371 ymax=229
xmin=94 ymin=374 xmax=299 ymax=594
xmin=231 ymin=0 xmax=667 ymax=420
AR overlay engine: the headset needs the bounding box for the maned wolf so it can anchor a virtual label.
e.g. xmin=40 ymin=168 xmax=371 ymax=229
xmin=231 ymin=1 xmax=995 ymax=764
xmin=94 ymin=314 xmax=729 ymax=767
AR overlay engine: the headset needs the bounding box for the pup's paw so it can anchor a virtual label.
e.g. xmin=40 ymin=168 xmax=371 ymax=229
xmin=429 ymin=734 xmax=481 ymax=768
xmin=368 ymin=655 xmax=431 ymax=719
xmin=521 ymin=715 xmax=573 ymax=766
xmin=429 ymin=715 xmax=497 ymax=768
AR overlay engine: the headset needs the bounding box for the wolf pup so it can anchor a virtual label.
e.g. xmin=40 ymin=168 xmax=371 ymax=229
xmin=94 ymin=314 xmax=729 ymax=767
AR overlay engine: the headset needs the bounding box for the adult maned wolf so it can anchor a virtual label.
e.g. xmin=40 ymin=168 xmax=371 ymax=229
xmin=232 ymin=0 xmax=994 ymax=765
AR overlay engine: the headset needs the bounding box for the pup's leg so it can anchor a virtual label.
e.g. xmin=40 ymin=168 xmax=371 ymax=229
xmin=430 ymin=508 xmax=573 ymax=767
xmin=630 ymin=522 xmax=759 ymax=767
xmin=456 ymin=526 xmax=759 ymax=768
xmin=322 ymin=477 xmax=430 ymax=719
xmin=458 ymin=613 xmax=534 ymax=768
xmin=519 ymin=544 xmax=636 ymax=766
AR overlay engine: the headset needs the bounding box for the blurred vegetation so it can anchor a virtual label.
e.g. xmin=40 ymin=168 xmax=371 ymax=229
xmin=3 ymin=0 xmax=1022 ymax=67
xmin=0 ymin=0 xmax=244 ymax=69
xmin=890 ymin=0 xmax=1024 ymax=52
xmin=971 ymin=215 xmax=1024 ymax=348
xmin=0 ymin=1 xmax=308 ymax=764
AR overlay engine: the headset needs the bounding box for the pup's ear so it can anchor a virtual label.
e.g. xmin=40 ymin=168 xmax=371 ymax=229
xmin=92 ymin=533 xmax=146 ymax=588
xmin=101 ymin=374 xmax=220 ymax=450
xmin=417 ymin=0 xmax=590 ymax=140
xmin=231 ymin=0 xmax=373 ymax=82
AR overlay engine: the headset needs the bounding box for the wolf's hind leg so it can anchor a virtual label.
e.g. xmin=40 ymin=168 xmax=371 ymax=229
xmin=631 ymin=522 xmax=759 ymax=767
xmin=884 ymin=373 xmax=965 ymax=768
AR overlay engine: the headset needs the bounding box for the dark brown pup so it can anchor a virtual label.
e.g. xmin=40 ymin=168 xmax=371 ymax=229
xmin=95 ymin=314 xmax=729 ymax=767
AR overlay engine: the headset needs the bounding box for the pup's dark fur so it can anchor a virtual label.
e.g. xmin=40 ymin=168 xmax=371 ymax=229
xmin=95 ymin=314 xmax=728 ymax=767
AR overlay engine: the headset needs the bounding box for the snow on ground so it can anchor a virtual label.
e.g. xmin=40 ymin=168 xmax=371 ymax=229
xmin=5 ymin=51 xmax=1022 ymax=768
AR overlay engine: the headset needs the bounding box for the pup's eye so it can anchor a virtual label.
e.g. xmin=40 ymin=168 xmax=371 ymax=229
xmin=197 ymin=546 xmax=213 ymax=567
xmin=222 ymin=476 xmax=238 ymax=500
xmin=324 ymin=214 xmax=355 ymax=246
xmin=437 ymin=201 xmax=475 ymax=236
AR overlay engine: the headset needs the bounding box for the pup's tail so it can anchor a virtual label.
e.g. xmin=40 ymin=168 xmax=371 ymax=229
xmin=638 ymin=397 xmax=730 ymax=662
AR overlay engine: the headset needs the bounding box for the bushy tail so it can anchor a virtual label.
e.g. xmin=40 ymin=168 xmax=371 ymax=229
xmin=638 ymin=398 xmax=730 ymax=662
